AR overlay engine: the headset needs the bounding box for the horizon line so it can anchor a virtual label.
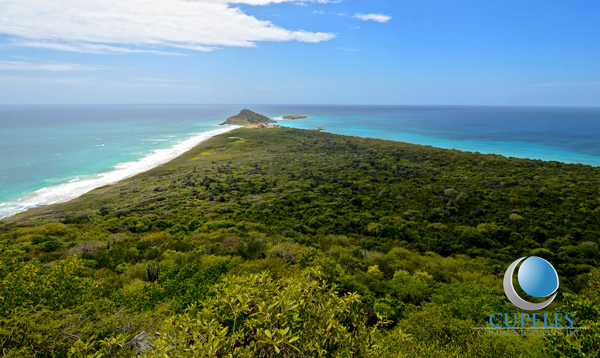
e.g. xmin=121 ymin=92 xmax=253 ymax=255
xmin=1 ymin=103 xmax=600 ymax=109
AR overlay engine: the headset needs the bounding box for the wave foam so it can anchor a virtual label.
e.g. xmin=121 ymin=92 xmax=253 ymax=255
xmin=0 ymin=125 xmax=241 ymax=219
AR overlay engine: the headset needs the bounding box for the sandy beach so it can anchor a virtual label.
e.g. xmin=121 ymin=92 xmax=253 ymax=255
xmin=0 ymin=125 xmax=241 ymax=220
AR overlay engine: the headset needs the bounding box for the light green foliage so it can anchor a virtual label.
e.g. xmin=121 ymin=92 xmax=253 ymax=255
xmin=431 ymin=281 xmax=508 ymax=323
xmin=228 ymin=256 xmax=301 ymax=279
xmin=0 ymin=255 xmax=91 ymax=314
xmin=544 ymin=268 xmax=600 ymax=357
xmin=68 ymin=333 xmax=129 ymax=358
xmin=398 ymin=305 xmax=544 ymax=357
xmin=387 ymin=269 xmax=432 ymax=304
xmin=146 ymin=269 xmax=408 ymax=357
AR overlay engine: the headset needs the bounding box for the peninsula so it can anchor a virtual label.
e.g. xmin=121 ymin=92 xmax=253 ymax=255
xmin=2 ymin=127 xmax=599 ymax=357
xmin=282 ymin=115 xmax=307 ymax=120
xmin=219 ymin=109 xmax=276 ymax=126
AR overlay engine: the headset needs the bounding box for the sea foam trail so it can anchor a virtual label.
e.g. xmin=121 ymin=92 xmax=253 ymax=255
xmin=0 ymin=125 xmax=241 ymax=220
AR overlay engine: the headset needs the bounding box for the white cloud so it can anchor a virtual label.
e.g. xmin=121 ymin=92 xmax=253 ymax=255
xmin=353 ymin=13 xmax=392 ymax=23
xmin=15 ymin=42 xmax=187 ymax=56
xmin=0 ymin=61 xmax=106 ymax=71
xmin=225 ymin=0 xmax=338 ymax=4
xmin=0 ymin=0 xmax=336 ymax=55
xmin=0 ymin=74 xmax=208 ymax=89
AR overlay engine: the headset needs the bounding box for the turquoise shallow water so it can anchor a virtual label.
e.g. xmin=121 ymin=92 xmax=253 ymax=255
xmin=1 ymin=104 xmax=599 ymax=219
xmin=253 ymin=105 xmax=600 ymax=166
xmin=0 ymin=105 xmax=242 ymax=218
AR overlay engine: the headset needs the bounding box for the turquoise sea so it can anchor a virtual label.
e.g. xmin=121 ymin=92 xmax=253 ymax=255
xmin=1 ymin=104 xmax=599 ymax=219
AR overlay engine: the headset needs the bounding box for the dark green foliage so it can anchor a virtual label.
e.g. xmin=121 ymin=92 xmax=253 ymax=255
xmin=146 ymin=263 xmax=161 ymax=282
xmin=430 ymin=281 xmax=508 ymax=322
xmin=111 ymin=262 xmax=228 ymax=313
xmin=159 ymin=261 xmax=228 ymax=313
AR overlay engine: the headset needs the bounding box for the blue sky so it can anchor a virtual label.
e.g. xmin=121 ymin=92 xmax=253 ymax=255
xmin=0 ymin=0 xmax=598 ymax=106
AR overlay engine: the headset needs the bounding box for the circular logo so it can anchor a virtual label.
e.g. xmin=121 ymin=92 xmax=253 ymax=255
xmin=503 ymin=256 xmax=559 ymax=310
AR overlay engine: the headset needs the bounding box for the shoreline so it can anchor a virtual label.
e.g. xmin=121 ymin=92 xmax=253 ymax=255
xmin=276 ymin=125 xmax=600 ymax=168
xmin=0 ymin=125 xmax=241 ymax=220
xmin=3 ymin=120 xmax=599 ymax=221
xmin=3 ymin=125 xmax=599 ymax=224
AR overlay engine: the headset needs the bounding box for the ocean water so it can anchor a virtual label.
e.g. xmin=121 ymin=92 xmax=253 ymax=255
xmin=1 ymin=105 xmax=599 ymax=219
xmin=258 ymin=105 xmax=600 ymax=167
xmin=0 ymin=105 xmax=241 ymax=219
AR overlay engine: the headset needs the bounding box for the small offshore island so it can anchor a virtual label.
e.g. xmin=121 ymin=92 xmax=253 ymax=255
xmin=282 ymin=115 xmax=307 ymax=120
xmin=219 ymin=109 xmax=276 ymax=126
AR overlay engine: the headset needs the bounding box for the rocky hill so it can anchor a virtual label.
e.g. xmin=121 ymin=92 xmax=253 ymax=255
xmin=219 ymin=109 xmax=276 ymax=125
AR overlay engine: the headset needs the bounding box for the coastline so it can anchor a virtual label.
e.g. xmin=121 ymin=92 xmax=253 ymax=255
xmin=0 ymin=125 xmax=241 ymax=220
xmin=5 ymin=125 xmax=600 ymax=225
xmin=3 ymin=105 xmax=598 ymax=216
xmin=276 ymin=120 xmax=600 ymax=167
xmin=3 ymin=103 xmax=600 ymax=220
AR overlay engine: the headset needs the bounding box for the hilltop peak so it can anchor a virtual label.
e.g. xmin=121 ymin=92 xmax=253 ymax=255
xmin=219 ymin=109 xmax=276 ymax=126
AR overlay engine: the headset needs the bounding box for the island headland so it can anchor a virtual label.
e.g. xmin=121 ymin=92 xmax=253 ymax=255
xmin=282 ymin=115 xmax=307 ymax=120
xmin=219 ymin=109 xmax=276 ymax=126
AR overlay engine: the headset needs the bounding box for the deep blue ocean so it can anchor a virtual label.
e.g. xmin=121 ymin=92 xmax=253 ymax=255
xmin=1 ymin=104 xmax=599 ymax=219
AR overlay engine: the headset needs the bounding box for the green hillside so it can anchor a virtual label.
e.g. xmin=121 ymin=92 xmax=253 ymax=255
xmin=1 ymin=127 xmax=598 ymax=357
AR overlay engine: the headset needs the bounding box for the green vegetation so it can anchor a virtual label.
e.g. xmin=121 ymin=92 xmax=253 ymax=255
xmin=282 ymin=115 xmax=307 ymax=120
xmin=219 ymin=109 xmax=275 ymax=126
xmin=1 ymin=127 xmax=599 ymax=357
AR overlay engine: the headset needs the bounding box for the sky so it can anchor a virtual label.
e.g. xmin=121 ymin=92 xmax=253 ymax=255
xmin=0 ymin=0 xmax=598 ymax=106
